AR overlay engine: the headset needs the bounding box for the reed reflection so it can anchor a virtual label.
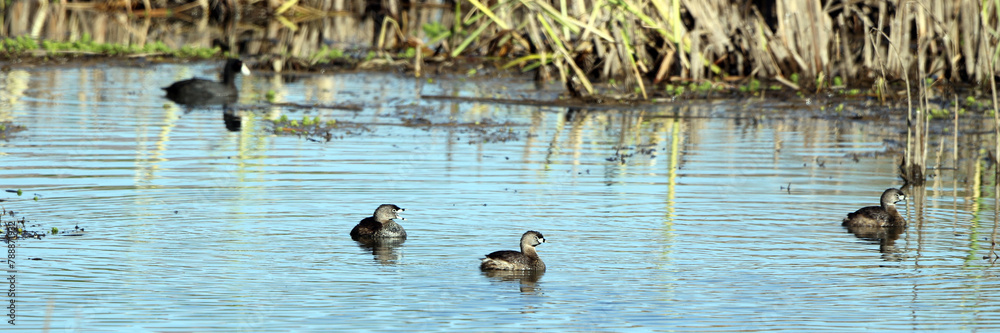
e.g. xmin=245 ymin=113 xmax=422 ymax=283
xmin=989 ymin=184 xmax=1000 ymax=265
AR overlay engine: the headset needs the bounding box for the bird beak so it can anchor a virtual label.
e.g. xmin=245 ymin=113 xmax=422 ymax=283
xmin=241 ymin=64 xmax=251 ymax=76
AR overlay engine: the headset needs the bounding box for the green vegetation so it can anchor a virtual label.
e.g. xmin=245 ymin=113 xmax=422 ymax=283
xmin=271 ymin=113 xmax=335 ymax=136
xmin=964 ymin=96 xmax=985 ymax=109
xmin=664 ymin=84 xmax=684 ymax=97
xmin=927 ymin=107 xmax=950 ymax=119
xmin=0 ymin=121 xmax=26 ymax=140
xmin=269 ymin=112 xmax=370 ymax=142
xmin=422 ymin=22 xmax=451 ymax=45
xmin=0 ymin=36 xmax=38 ymax=53
xmin=739 ymin=79 xmax=762 ymax=93
xmin=1 ymin=33 xmax=219 ymax=58
xmin=308 ymin=45 xmax=346 ymax=65
xmin=400 ymin=47 xmax=416 ymax=59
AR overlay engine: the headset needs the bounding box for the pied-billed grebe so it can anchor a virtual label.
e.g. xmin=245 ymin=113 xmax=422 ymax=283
xmin=162 ymin=59 xmax=250 ymax=105
xmin=842 ymin=188 xmax=906 ymax=228
xmin=480 ymin=230 xmax=546 ymax=271
xmin=350 ymin=204 xmax=406 ymax=240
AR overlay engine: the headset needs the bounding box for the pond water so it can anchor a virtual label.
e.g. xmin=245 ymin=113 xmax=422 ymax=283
xmin=1 ymin=63 xmax=1000 ymax=331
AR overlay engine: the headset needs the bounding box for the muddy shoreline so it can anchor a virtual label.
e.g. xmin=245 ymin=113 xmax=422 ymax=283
xmin=0 ymin=52 xmax=920 ymax=106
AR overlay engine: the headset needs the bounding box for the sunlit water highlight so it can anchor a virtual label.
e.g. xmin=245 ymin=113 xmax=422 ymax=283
xmin=0 ymin=63 xmax=999 ymax=331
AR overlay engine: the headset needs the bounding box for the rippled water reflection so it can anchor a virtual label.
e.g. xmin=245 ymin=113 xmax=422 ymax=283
xmin=1 ymin=63 xmax=999 ymax=331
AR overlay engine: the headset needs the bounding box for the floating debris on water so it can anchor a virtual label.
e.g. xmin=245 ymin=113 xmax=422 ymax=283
xmin=2 ymin=206 xmax=80 ymax=241
xmin=269 ymin=113 xmax=371 ymax=142
xmin=3 ymin=214 xmax=46 ymax=241
xmin=0 ymin=121 xmax=27 ymax=140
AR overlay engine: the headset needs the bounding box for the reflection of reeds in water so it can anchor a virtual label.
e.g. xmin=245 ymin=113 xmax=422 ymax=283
xmin=922 ymin=152 xmax=1000 ymax=265
xmin=0 ymin=70 xmax=30 ymax=122
xmin=990 ymin=184 xmax=1000 ymax=264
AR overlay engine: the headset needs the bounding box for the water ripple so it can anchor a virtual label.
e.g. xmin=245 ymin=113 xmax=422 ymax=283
xmin=1 ymin=66 xmax=998 ymax=331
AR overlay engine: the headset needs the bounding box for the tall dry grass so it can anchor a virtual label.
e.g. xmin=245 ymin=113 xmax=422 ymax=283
xmin=453 ymin=0 xmax=1000 ymax=95
xmin=11 ymin=0 xmax=998 ymax=92
xmin=0 ymin=0 xmax=445 ymax=70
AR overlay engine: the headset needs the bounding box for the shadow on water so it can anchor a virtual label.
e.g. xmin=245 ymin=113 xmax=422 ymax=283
xmin=481 ymin=270 xmax=544 ymax=294
xmin=355 ymin=238 xmax=405 ymax=265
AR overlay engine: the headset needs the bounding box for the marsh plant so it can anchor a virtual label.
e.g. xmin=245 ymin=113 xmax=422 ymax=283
xmin=7 ymin=1 xmax=998 ymax=97
xmin=451 ymin=0 xmax=1000 ymax=97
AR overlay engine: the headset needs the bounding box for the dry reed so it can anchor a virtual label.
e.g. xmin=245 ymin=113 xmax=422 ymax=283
xmin=6 ymin=0 xmax=999 ymax=94
xmin=446 ymin=0 xmax=1000 ymax=98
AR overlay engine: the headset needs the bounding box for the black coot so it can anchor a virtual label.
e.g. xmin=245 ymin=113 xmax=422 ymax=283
xmin=163 ymin=59 xmax=250 ymax=105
